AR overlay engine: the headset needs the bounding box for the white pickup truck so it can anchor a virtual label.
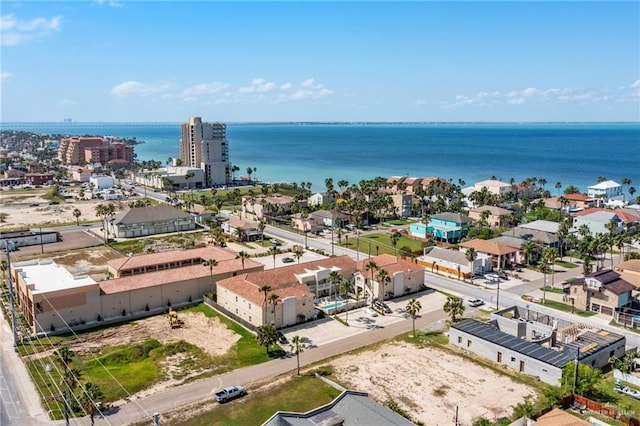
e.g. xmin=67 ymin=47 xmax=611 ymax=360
xmin=214 ymin=385 xmax=246 ymax=403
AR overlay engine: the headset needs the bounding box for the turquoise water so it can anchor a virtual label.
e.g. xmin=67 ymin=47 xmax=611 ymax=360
xmin=2 ymin=122 xmax=638 ymax=194
xmin=321 ymin=300 xmax=348 ymax=310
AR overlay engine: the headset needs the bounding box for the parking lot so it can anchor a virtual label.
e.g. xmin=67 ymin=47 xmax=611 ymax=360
xmin=280 ymin=289 xmax=448 ymax=348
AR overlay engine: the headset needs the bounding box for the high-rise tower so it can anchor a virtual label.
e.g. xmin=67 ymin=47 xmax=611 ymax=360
xmin=179 ymin=117 xmax=231 ymax=186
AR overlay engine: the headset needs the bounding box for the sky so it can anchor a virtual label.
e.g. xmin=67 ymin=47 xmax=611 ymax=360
xmin=1 ymin=1 xmax=639 ymax=123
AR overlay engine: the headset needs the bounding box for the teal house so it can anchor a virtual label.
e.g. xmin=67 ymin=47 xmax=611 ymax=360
xmin=409 ymin=212 xmax=472 ymax=243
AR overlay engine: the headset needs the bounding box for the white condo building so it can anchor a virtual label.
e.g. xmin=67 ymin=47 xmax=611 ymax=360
xmin=179 ymin=117 xmax=231 ymax=187
xmin=587 ymin=180 xmax=624 ymax=202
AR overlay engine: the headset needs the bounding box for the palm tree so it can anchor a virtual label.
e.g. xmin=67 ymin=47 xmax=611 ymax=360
xmin=258 ymin=285 xmax=272 ymax=324
xmin=256 ymin=324 xmax=278 ymax=354
xmin=293 ymin=250 xmax=303 ymax=264
xmin=258 ymin=219 xmax=266 ymax=243
xmin=55 ymin=345 xmax=74 ymax=370
xmin=268 ymin=292 xmax=280 ymax=326
xmin=376 ymin=269 xmax=389 ymax=303
xmin=290 ymin=335 xmax=306 ymax=375
xmin=202 ymin=258 xmax=218 ymax=297
xmin=78 ymin=382 xmax=104 ymax=426
xmin=328 ymin=270 xmax=343 ymax=306
xmin=406 ymin=298 xmax=422 ymax=337
xmin=443 ymin=296 xmax=465 ymax=323
xmin=72 ymin=208 xmax=81 ymax=226
xmin=340 ymin=279 xmax=351 ymax=323
xmin=365 ymin=260 xmax=378 ymax=305
xmin=465 ymin=248 xmax=477 ymax=283
xmin=236 ymin=251 xmax=250 ymax=270
xmin=267 ymin=246 xmax=280 ymax=269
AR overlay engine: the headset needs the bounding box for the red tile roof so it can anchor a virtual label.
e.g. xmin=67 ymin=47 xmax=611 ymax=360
xmin=108 ymin=246 xmax=238 ymax=271
xmin=460 ymin=239 xmax=519 ymax=255
xmin=356 ymin=254 xmax=424 ymax=275
xmin=574 ymin=208 xmax=640 ymax=222
xmin=100 ymin=256 xmax=263 ymax=294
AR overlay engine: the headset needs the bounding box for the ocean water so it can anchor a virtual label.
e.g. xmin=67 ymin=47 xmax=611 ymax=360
xmin=2 ymin=122 xmax=638 ymax=194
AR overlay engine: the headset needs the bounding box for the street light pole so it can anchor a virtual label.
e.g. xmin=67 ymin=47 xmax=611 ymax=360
xmin=496 ymin=272 xmax=500 ymax=311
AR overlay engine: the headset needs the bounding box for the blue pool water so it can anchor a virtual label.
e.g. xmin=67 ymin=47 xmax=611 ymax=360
xmin=321 ymin=301 xmax=347 ymax=311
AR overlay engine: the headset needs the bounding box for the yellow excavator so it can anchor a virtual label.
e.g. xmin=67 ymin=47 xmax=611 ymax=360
xmin=168 ymin=308 xmax=184 ymax=329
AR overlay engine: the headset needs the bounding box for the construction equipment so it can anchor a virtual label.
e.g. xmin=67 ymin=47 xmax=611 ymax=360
xmin=168 ymin=308 xmax=184 ymax=329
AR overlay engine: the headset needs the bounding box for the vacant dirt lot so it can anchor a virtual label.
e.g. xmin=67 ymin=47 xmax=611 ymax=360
xmin=329 ymin=341 xmax=537 ymax=424
xmin=0 ymin=189 xmax=121 ymax=229
xmin=66 ymin=312 xmax=240 ymax=358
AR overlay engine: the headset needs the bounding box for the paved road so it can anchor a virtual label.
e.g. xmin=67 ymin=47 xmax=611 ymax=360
xmin=98 ymin=303 xmax=448 ymax=425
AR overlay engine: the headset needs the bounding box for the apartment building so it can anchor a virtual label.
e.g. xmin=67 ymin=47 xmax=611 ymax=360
xmin=179 ymin=117 xmax=231 ymax=186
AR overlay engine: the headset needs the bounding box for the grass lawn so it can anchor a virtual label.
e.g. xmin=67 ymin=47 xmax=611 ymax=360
xmin=539 ymin=286 xmax=565 ymax=294
xmin=23 ymin=303 xmax=282 ymax=421
xmin=535 ymin=299 xmax=597 ymax=317
xmin=174 ymin=375 xmax=342 ymax=426
xmin=555 ymin=260 xmax=578 ymax=269
xmin=595 ymin=372 xmax=640 ymax=415
xmin=344 ymin=233 xmax=424 ymax=257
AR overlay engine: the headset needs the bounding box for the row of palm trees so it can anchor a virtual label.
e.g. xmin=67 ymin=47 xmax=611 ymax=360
xmin=53 ymin=345 xmax=104 ymax=425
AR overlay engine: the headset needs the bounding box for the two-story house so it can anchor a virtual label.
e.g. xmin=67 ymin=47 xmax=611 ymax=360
xmin=409 ymin=212 xmax=472 ymax=243
xmin=468 ymin=205 xmax=513 ymax=229
xmin=565 ymin=269 xmax=635 ymax=317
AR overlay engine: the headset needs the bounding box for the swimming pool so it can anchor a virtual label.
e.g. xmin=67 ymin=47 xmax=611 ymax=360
xmin=321 ymin=301 xmax=347 ymax=311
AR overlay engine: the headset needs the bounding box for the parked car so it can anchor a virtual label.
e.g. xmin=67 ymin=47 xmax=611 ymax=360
xmin=214 ymin=385 xmax=246 ymax=403
xmin=277 ymin=331 xmax=288 ymax=344
xmin=374 ymin=300 xmax=392 ymax=314
xmin=364 ymin=307 xmax=378 ymax=317
xmin=281 ymin=257 xmax=295 ymax=263
xmin=270 ymin=238 xmax=282 ymax=245
xmin=497 ymin=270 xmax=509 ymax=280
xmin=468 ymin=298 xmax=485 ymax=307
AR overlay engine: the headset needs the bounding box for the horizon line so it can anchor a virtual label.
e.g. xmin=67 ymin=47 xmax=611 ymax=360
xmin=2 ymin=121 xmax=640 ymax=125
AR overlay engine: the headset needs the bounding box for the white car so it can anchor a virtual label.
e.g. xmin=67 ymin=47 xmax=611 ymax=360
xmin=468 ymin=298 xmax=485 ymax=307
xmin=364 ymin=307 xmax=378 ymax=317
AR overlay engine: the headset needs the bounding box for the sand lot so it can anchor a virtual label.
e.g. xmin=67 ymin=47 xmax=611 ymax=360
xmin=1 ymin=189 xmax=119 ymax=229
xmin=330 ymin=341 xmax=537 ymax=425
xmin=65 ymin=312 xmax=239 ymax=358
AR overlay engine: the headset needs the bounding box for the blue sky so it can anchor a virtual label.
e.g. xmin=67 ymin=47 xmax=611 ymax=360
xmin=1 ymin=1 xmax=639 ymax=122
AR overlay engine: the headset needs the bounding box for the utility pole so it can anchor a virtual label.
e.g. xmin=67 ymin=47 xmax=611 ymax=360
xmin=496 ymin=273 xmax=500 ymax=311
xmin=5 ymin=245 xmax=19 ymax=351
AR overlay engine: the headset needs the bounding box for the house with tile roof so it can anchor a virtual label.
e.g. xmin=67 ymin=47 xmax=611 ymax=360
xmin=459 ymin=239 xmax=519 ymax=270
xmin=222 ymin=218 xmax=263 ymax=241
xmin=474 ymin=179 xmax=513 ymax=196
xmin=565 ymin=269 xmax=635 ymax=317
xmin=468 ymin=205 xmax=514 ymax=229
xmin=106 ymin=205 xmax=196 ymax=238
xmin=571 ymin=208 xmax=632 ymax=235
xmin=216 ymin=256 xmax=355 ymax=329
xmin=242 ymin=193 xmax=304 ymax=220
xmin=615 ymin=259 xmax=640 ymax=288
xmin=354 ymin=254 xmax=426 ymax=301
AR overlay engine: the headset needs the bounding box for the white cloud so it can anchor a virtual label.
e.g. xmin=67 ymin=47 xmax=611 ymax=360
xmin=449 ymin=84 xmax=636 ymax=108
xmin=92 ymin=0 xmax=125 ymax=8
xmin=181 ymin=82 xmax=230 ymax=97
xmin=109 ymin=77 xmax=333 ymax=104
xmin=59 ymin=98 xmax=77 ymax=105
xmin=0 ymin=71 xmax=11 ymax=79
xmin=1 ymin=13 xmax=62 ymax=46
xmin=110 ymin=81 xmax=173 ymax=97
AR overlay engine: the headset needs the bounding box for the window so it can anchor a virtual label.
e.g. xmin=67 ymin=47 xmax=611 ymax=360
xmin=497 ymin=352 xmax=502 ymax=362
xmin=235 ymin=296 xmax=238 ymax=302
xmin=467 ymin=340 xmax=471 ymax=347
xmin=235 ymin=308 xmax=238 ymax=314
xmin=511 ymin=357 xmax=516 ymax=362
xmin=610 ymin=350 xmax=615 ymax=357
xmin=457 ymin=336 xmax=462 ymax=344
xmin=591 ymin=360 xmax=595 ymax=367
